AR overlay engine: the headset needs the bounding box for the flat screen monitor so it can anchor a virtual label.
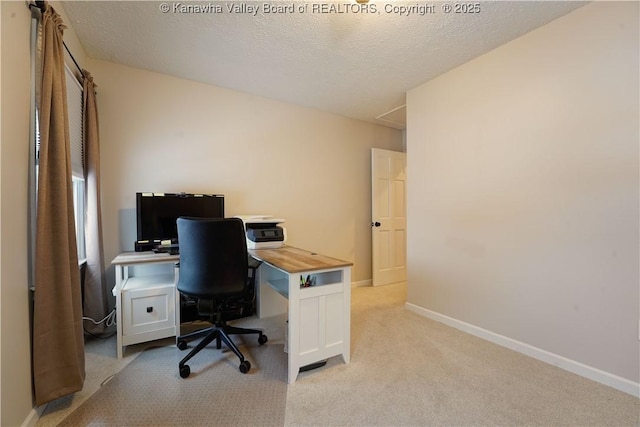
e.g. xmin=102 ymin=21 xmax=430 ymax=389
xmin=136 ymin=192 xmax=224 ymax=244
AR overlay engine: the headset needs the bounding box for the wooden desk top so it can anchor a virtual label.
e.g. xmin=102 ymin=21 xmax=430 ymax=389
xmin=113 ymin=247 xmax=352 ymax=273
xmin=249 ymin=246 xmax=352 ymax=273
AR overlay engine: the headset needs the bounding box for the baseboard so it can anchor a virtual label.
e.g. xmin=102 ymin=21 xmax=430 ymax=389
xmin=21 ymin=405 xmax=45 ymax=427
xmin=405 ymin=302 xmax=640 ymax=398
xmin=352 ymin=279 xmax=371 ymax=287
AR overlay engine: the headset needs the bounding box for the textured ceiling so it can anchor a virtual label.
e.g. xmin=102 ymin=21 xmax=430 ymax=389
xmin=61 ymin=1 xmax=585 ymax=129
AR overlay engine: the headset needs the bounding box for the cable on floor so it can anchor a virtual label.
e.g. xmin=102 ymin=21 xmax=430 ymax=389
xmin=83 ymin=308 xmax=117 ymax=339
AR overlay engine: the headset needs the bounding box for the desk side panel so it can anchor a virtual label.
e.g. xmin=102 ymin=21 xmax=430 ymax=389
xmin=257 ymin=264 xmax=289 ymax=319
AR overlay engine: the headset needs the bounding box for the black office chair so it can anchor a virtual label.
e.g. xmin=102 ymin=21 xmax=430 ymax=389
xmin=175 ymin=217 xmax=267 ymax=378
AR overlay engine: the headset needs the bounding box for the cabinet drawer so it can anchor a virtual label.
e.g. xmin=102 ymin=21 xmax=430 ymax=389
xmin=122 ymin=284 xmax=175 ymax=335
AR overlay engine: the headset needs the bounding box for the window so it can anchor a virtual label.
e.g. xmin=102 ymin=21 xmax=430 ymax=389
xmin=66 ymin=64 xmax=86 ymax=263
xmin=33 ymin=64 xmax=86 ymax=263
xmin=72 ymin=176 xmax=86 ymax=262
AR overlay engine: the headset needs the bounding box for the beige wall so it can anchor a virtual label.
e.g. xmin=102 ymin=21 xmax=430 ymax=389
xmin=1 ymin=2 xmax=32 ymax=424
xmin=0 ymin=1 xmax=88 ymax=424
xmin=407 ymin=1 xmax=639 ymax=385
xmin=86 ymin=59 xmax=403 ymax=284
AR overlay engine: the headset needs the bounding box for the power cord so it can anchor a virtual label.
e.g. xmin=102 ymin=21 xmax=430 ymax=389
xmin=83 ymin=308 xmax=117 ymax=339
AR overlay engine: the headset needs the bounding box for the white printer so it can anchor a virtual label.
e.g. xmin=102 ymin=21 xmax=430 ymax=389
xmin=235 ymin=215 xmax=286 ymax=249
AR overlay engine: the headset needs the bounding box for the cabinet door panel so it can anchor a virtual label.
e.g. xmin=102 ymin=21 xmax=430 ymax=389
xmin=299 ymin=298 xmax=320 ymax=355
xmin=123 ymin=285 xmax=175 ymax=335
xmin=324 ymin=292 xmax=344 ymax=347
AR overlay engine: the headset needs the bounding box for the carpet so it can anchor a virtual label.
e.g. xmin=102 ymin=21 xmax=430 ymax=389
xmin=59 ymin=340 xmax=288 ymax=426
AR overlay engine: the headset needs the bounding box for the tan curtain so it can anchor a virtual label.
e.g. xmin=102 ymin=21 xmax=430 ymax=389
xmin=33 ymin=4 xmax=85 ymax=405
xmin=82 ymin=71 xmax=110 ymax=335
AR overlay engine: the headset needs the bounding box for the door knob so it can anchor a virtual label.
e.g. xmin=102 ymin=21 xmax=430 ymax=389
xmin=371 ymin=222 xmax=381 ymax=227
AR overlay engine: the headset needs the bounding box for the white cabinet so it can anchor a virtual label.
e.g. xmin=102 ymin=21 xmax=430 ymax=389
xmin=294 ymin=271 xmax=349 ymax=368
xmin=112 ymin=252 xmax=180 ymax=359
xmin=121 ymin=274 xmax=175 ymax=337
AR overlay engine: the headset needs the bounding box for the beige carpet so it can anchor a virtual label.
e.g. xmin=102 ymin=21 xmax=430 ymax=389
xmin=58 ymin=337 xmax=288 ymax=426
xmin=287 ymin=283 xmax=640 ymax=426
xmin=42 ymin=283 xmax=639 ymax=426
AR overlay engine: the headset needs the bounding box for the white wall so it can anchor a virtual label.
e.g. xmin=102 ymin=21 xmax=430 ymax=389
xmin=407 ymin=1 xmax=639 ymax=388
xmin=86 ymin=59 xmax=403 ymax=284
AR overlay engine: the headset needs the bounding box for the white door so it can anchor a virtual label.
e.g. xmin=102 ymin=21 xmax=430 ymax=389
xmin=371 ymin=148 xmax=407 ymax=286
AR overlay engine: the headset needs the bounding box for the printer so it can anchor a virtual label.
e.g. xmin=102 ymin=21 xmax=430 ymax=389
xmin=235 ymin=215 xmax=286 ymax=249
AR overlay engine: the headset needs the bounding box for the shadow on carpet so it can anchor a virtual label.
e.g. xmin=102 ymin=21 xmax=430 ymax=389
xmin=59 ymin=342 xmax=288 ymax=426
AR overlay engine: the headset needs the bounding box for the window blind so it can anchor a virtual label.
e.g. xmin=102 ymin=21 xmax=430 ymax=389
xmin=65 ymin=64 xmax=84 ymax=178
xmin=34 ymin=65 xmax=84 ymax=173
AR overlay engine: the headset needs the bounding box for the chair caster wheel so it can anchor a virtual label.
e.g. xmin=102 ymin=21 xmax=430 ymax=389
xmin=177 ymin=339 xmax=188 ymax=350
xmin=179 ymin=364 xmax=191 ymax=378
xmin=239 ymin=360 xmax=251 ymax=374
xmin=258 ymin=334 xmax=268 ymax=345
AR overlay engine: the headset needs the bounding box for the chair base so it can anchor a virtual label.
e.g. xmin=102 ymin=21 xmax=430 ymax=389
xmin=177 ymin=322 xmax=267 ymax=378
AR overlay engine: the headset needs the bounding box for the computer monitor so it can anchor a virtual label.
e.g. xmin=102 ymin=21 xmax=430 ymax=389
xmin=135 ymin=192 xmax=224 ymax=244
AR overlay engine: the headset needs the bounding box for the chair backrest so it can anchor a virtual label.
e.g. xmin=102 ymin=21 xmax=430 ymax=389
xmin=176 ymin=217 xmax=248 ymax=299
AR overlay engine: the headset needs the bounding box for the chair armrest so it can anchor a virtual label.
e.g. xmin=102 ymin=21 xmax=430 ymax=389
xmin=247 ymin=256 xmax=262 ymax=293
xmin=248 ymin=256 xmax=262 ymax=271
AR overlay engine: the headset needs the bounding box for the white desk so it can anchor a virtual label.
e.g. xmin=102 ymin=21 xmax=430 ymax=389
xmin=250 ymin=246 xmax=352 ymax=384
xmin=111 ymin=246 xmax=352 ymax=384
